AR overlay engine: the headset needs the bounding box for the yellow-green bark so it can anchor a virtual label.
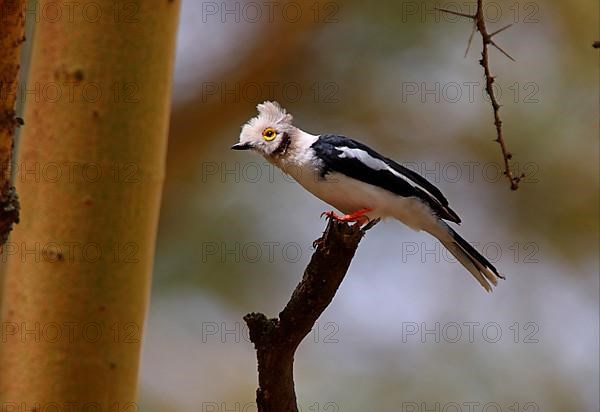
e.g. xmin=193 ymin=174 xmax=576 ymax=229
xmin=0 ymin=0 xmax=180 ymax=407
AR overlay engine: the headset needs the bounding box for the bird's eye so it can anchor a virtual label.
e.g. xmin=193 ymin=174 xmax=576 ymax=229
xmin=262 ymin=127 xmax=277 ymax=141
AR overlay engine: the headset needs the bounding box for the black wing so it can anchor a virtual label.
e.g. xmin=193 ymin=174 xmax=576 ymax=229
xmin=311 ymin=134 xmax=461 ymax=223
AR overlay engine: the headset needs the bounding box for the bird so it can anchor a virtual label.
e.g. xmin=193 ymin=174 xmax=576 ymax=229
xmin=232 ymin=101 xmax=505 ymax=291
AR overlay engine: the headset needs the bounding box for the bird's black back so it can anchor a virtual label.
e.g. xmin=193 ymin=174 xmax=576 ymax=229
xmin=311 ymin=134 xmax=461 ymax=223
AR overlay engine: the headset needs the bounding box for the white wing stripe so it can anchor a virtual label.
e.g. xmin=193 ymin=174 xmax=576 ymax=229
xmin=336 ymin=146 xmax=441 ymax=203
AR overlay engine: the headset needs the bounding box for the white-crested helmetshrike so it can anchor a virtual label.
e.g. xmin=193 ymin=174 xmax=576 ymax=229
xmin=232 ymin=101 xmax=504 ymax=291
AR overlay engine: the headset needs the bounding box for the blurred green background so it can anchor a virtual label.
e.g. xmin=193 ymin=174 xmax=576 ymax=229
xmin=12 ymin=0 xmax=600 ymax=410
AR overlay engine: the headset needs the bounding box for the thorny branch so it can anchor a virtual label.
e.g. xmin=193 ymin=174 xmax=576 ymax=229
xmin=244 ymin=217 xmax=379 ymax=412
xmin=437 ymin=0 xmax=525 ymax=190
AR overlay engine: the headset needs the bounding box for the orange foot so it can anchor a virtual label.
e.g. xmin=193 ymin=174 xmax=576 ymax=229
xmin=320 ymin=208 xmax=373 ymax=226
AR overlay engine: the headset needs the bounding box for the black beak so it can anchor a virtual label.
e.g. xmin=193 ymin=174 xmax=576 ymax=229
xmin=231 ymin=142 xmax=252 ymax=151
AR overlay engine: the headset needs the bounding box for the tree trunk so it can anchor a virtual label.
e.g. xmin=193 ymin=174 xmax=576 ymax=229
xmin=0 ymin=0 xmax=25 ymax=249
xmin=0 ymin=0 xmax=180 ymax=408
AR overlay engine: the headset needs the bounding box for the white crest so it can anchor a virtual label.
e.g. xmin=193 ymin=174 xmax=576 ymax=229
xmin=254 ymin=101 xmax=293 ymax=126
xmin=237 ymin=101 xmax=296 ymax=154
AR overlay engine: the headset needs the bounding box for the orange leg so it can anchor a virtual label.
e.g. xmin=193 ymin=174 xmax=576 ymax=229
xmin=321 ymin=208 xmax=373 ymax=225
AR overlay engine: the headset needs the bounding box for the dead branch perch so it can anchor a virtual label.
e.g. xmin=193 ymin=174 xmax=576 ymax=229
xmin=244 ymin=217 xmax=379 ymax=412
xmin=437 ymin=0 xmax=525 ymax=190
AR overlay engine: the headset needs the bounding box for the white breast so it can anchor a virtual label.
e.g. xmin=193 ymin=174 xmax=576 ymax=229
xmin=290 ymin=167 xmax=438 ymax=232
xmin=272 ymin=130 xmax=440 ymax=232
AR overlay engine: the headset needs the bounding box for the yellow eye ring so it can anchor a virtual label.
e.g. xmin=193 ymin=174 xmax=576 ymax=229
xmin=262 ymin=127 xmax=277 ymax=141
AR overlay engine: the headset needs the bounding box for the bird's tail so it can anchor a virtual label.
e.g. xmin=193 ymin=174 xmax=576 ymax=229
xmin=428 ymin=223 xmax=505 ymax=292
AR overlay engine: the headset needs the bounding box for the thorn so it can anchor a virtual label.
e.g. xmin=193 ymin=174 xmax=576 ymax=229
xmin=464 ymin=21 xmax=477 ymax=58
xmin=489 ymin=23 xmax=513 ymax=38
xmin=435 ymin=7 xmax=476 ymax=19
xmin=506 ymin=153 xmax=513 ymax=160
xmin=490 ymin=40 xmax=516 ymax=61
